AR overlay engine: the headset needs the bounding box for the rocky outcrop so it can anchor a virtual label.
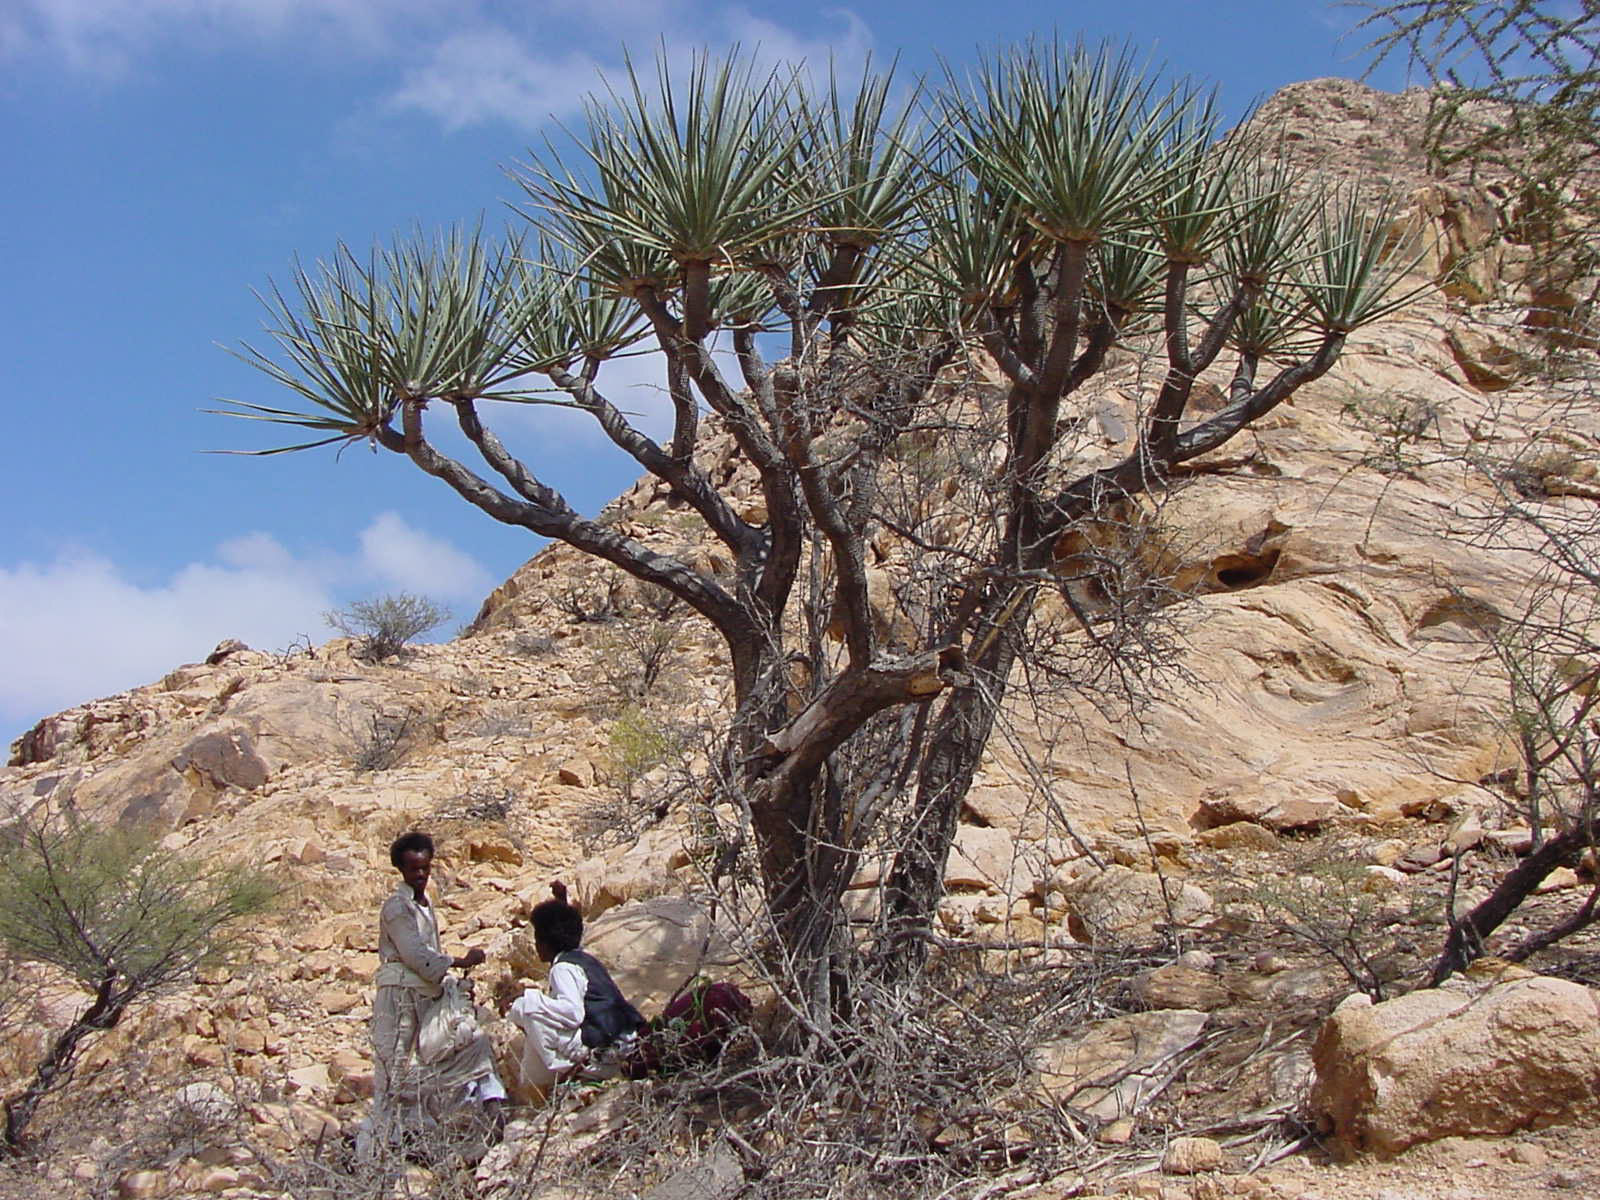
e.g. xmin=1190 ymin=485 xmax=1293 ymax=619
xmin=1310 ymin=969 xmax=1600 ymax=1155
xmin=576 ymin=896 xmax=741 ymax=1012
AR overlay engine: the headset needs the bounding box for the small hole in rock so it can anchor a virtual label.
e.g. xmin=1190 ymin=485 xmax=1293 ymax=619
xmin=1213 ymin=548 xmax=1281 ymax=590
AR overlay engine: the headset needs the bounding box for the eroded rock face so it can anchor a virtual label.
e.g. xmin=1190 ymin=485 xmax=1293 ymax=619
xmin=1310 ymin=973 xmax=1600 ymax=1155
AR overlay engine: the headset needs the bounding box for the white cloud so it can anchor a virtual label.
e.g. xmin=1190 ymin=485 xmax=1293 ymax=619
xmin=358 ymin=511 xmax=495 ymax=600
xmin=0 ymin=513 xmax=493 ymax=737
xmin=10 ymin=0 xmax=873 ymax=105
xmin=722 ymin=7 xmax=875 ymax=81
xmin=387 ymin=5 xmax=876 ymax=131
xmin=9 ymin=0 xmax=448 ymax=74
xmin=384 ymin=32 xmax=605 ymax=130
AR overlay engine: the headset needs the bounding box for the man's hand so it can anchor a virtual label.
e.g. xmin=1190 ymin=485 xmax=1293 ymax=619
xmin=453 ymin=947 xmax=487 ymax=971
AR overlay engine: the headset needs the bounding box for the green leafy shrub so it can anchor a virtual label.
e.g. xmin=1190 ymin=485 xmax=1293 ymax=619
xmin=0 ymin=810 xmax=273 ymax=1153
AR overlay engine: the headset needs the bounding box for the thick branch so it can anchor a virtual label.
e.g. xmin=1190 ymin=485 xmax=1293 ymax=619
xmin=1172 ymin=331 xmax=1344 ymax=461
xmin=1043 ymin=330 xmax=1345 ymax=535
xmin=1064 ymin=311 xmax=1119 ymax=394
xmin=733 ymin=326 xmax=778 ymax=424
xmin=1034 ymin=240 xmax=1092 ymax=400
xmin=660 ymin=335 xmax=698 ymax=463
xmin=2 ymin=968 xmax=124 ymax=1155
xmin=979 ymin=310 xmax=1035 ymax=388
xmin=378 ymin=410 xmax=756 ymax=646
xmin=761 ymin=646 xmax=969 ymax=777
xmin=634 ymin=285 xmax=784 ymax=471
xmin=1431 ymin=818 xmax=1596 ymax=984
xmin=533 ymin=373 xmax=757 ymax=558
xmin=1144 ymin=260 xmax=1197 ymax=463
xmin=1146 ymin=276 xmax=1257 ymax=463
xmin=1507 ymin=878 xmax=1600 ymax=964
xmin=633 ymin=284 xmax=804 ymax=623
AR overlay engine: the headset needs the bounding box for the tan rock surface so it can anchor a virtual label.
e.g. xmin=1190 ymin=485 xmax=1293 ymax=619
xmin=1032 ymin=1009 xmax=1210 ymax=1121
xmin=579 ymin=896 xmax=741 ymax=1012
xmin=1310 ymin=976 xmax=1600 ymax=1155
xmin=1064 ymin=866 xmax=1213 ymax=946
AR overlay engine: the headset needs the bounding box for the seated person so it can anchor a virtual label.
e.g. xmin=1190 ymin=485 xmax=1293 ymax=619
xmin=505 ymin=882 xmax=645 ymax=1095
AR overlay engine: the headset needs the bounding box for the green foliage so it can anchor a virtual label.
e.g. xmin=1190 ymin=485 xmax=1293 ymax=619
xmin=0 ymin=813 xmax=273 ymax=997
xmin=1299 ymin=188 xmax=1429 ymax=333
xmin=220 ymin=41 xmax=1425 ymax=452
xmin=952 ymin=40 xmax=1191 ymax=246
xmin=325 ymin=592 xmax=449 ymax=660
xmin=606 ymin=704 xmax=676 ymax=798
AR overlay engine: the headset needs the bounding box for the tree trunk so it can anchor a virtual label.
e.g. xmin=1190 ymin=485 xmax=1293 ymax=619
xmin=743 ymin=647 xmax=968 ymax=1025
xmin=881 ymin=634 xmax=1020 ymax=972
xmin=1430 ymin=820 xmax=1595 ymax=985
xmin=2 ymin=971 xmax=124 ymax=1156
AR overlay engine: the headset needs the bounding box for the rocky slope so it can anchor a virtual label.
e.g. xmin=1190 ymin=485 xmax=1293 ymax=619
xmin=2 ymin=78 xmax=1598 ymax=1200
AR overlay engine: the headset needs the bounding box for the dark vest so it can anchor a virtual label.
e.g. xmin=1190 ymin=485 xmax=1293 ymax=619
xmin=556 ymin=949 xmax=645 ymax=1048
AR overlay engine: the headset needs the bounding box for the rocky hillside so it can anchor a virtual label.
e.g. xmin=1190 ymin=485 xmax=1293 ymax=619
xmin=2 ymin=79 xmax=1598 ymax=1200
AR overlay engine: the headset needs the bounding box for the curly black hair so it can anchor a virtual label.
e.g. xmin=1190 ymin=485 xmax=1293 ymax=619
xmin=389 ymin=830 xmax=435 ymax=869
xmin=531 ymin=881 xmax=583 ymax=952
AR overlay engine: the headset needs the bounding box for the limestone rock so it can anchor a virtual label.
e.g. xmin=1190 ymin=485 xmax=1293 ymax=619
xmin=188 ymin=1166 xmax=240 ymax=1193
xmin=574 ymin=826 xmax=693 ymax=916
xmin=1063 ymin=866 xmax=1213 ymax=945
xmin=173 ymin=1081 xmax=237 ymax=1123
xmin=641 ymin=1141 xmax=743 ymax=1200
xmin=1196 ymin=792 xmax=1343 ymax=833
xmin=115 ymin=1170 xmax=168 ymax=1199
xmin=174 ymin=727 xmax=270 ymax=791
xmin=1162 ymin=1136 xmax=1224 ymax=1174
xmin=555 ymin=760 xmax=594 ymax=787
xmin=946 ymin=824 xmax=1045 ymax=894
xmin=1134 ymin=964 xmax=1230 ymax=1011
xmin=1031 ymin=1009 xmax=1209 ymax=1120
xmin=1196 ymin=822 xmax=1280 ymax=852
xmin=317 ymin=988 xmax=360 ymax=1015
xmin=205 ymin=638 xmax=250 ymax=665
xmin=580 ymin=896 xmax=739 ymax=1012
xmin=1310 ymin=975 xmax=1600 ymax=1155
xmin=1447 ymin=326 xmax=1530 ymax=390
xmin=468 ymin=836 xmax=523 ymax=866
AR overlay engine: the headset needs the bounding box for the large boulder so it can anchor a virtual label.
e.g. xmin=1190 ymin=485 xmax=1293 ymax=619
xmin=1063 ymin=866 xmax=1213 ymax=945
xmin=1309 ymin=969 xmax=1600 ymax=1155
xmin=580 ymin=897 xmax=740 ymax=1013
xmin=945 ymin=824 xmax=1049 ymax=894
xmin=573 ymin=826 xmax=693 ymax=917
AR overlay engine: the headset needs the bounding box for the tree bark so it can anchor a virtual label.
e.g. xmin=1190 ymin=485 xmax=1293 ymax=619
xmin=881 ymin=631 xmax=1021 ymax=970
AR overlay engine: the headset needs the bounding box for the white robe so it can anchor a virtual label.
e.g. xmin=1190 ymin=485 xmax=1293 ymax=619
xmin=507 ymin=959 xmax=588 ymax=1091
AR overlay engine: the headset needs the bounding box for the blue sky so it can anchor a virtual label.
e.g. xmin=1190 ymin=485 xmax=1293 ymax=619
xmin=0 ymin=0 xmax=1414 ymax=743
